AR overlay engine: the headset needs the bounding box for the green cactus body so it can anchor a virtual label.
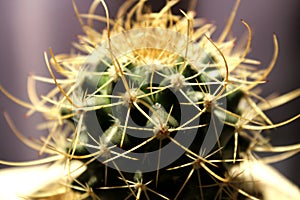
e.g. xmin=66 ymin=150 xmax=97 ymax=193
xmin=61 ymin=9 xmax=255 ymax=198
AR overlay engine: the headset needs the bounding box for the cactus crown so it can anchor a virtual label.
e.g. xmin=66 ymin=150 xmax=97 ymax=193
xmin=1 ymin=0 xmax=300 ymax=199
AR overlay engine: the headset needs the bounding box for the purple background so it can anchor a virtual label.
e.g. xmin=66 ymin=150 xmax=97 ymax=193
xmin=1 ymin=0 xmax=299 ymax=186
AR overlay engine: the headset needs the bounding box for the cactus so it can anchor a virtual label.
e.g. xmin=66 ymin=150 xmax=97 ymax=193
xmin=1 ymin=0 xmax=300 ymax=199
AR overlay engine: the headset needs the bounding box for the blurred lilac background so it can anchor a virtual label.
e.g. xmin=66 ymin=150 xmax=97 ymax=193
xmin=1 ymin=0 xmax=299 ymax=186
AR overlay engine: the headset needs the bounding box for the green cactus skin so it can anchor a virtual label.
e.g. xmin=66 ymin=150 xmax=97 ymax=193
xmin=66 ymin=48 xmax=251 ymax=199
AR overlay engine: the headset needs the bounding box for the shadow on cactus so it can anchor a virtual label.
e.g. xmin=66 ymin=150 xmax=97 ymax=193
xmin=1 ymin=0 xmax=300 ymax=199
